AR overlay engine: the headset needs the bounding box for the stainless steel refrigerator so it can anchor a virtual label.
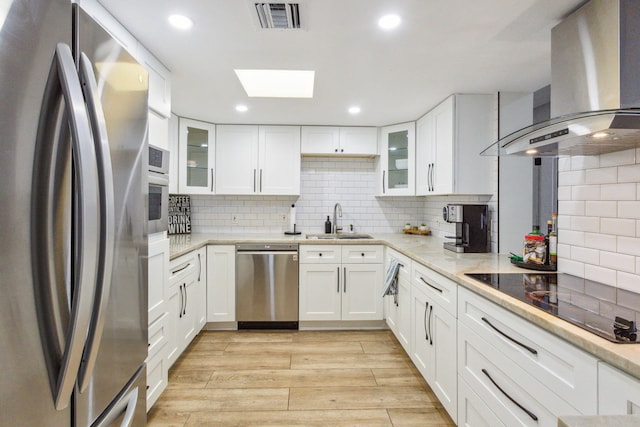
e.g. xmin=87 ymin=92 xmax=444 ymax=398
xmin=0 ymin=1 xmax=148 ymax=426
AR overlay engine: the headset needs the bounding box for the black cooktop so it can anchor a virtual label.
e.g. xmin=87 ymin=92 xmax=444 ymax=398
xmin=465 ymin=273 xmax=639 ymax=343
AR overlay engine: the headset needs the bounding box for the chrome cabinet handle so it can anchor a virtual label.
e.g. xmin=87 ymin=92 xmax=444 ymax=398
xmin=419 ymin=276 xmax=443 ymax=293
xmin=171 ymin=262 xmax=191 ymax=275
xmin=382 ymin=170 xmax=386 ymax=194
xmin=253 ymin=169 xmax=256 ymax=192
xmin=482 ymin=317 xmax=538 ymax=355
xmin=31 ymin=43 xmax=99 ymax=410
xmin=429 ymin=163 xmax=435 ymax=191
xmin=482 ymin=369 xmax=538 ymax=421
xmin=77 ymin=52 xmax=117 ymax=392
xmin=336 ymin=267 xmax=340 ymax=292
xmin=259 ymin=169 xmax=263 ymax=192
xmin=210 ymin=168 xmax=214 ymax=192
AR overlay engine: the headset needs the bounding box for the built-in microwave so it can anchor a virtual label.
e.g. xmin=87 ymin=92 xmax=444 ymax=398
xmin=148 ymin=145 xmax=169 ymax=234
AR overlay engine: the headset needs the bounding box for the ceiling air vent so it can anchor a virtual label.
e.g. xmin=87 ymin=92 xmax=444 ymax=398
xmin=255 ymin=3 xmax=300 ymax=29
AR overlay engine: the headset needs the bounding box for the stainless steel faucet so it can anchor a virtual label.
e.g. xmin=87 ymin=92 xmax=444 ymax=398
xmin=333 ymin=202 xmax=343 ymax=234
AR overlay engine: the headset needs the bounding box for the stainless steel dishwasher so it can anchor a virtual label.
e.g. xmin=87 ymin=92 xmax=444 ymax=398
xmin=236 ymin=243 xmax=299 ymax=329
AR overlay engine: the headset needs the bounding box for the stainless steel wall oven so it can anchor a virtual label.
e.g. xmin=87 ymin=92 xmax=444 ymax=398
xmin=148 ymin=145 xmax=169 ymax=234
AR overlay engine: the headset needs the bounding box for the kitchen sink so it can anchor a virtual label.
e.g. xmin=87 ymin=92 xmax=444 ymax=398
xmin=305 ymin=233 xmax=373 ymax=240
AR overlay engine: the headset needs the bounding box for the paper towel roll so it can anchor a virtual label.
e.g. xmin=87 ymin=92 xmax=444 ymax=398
xmin=289 ymin=204 xmax=296 ymax=232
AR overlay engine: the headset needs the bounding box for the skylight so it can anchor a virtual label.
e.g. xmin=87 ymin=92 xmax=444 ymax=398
xmin=234 ymin=69 xmax=315 ymax=98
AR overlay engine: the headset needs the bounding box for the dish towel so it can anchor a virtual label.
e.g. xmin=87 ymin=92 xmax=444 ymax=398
xmin=382 ymin=258 xmax=401 ymax=297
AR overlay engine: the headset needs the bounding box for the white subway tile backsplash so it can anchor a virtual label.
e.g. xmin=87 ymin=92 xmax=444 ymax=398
xmin=585 ymin=167 xmax=618 ymax=184
xmin=558 ymin=156 xmax=572 ymax=172
xmin=617 ymin=201 xmax=640 ymax=219
xmin=558 ymin=200 xmax=585 ymax=216
xmin=557 ymin=214 xmax=572 ymax=230
xmin=557 ymin=243 xmax=571 ymax=258
xmin=571 ymin=246 xmax=600 ymax=264
xmin=617 ymin=271 xmax=640 ymax=293
xmin=571 ymin=185 xmax=600 ymax=200
xmin=618 ymin=165 xmax=640 ymax=183
xmin=571 ymin=216 xmax=600 ymax=232
xmin=584 ymin=264 xmax=617 ymax=286
xmin=600 ymin=218 xmax=636 ymax=237
xmin=600 ymin=183 xmax=636 ymax=201
xmin=557 ymin=186 xmax=572 ymax=201
xmin=638 ymin=220 xmax=640 ymax=237
xmin=599 ymin=149 xmax=636 ymax=167
xmin=558 ymin=258 xmax=585 ymax=277
xmin=617 ymin=236 xmax=640 ymax=257
xmin=559 ymin=229 xmax=585 ymax=246
xmin=585 ymin=201 xmax=617 ymax=218
xmin=559 ymin=170 xmax=586 ymax=185
xmin=584 ymin=232 xmax=617 ymax=252
xmin=600 ymin=251 xmax=636 ymax=273
xmin=571 ymin=156 xmax=600 ymax=170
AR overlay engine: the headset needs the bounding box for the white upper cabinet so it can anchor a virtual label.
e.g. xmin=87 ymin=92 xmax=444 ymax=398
xmin=301 ymin=126 xmax=378 ymax=156
xmin=138 ymin=47 xmax=172 ymax=118
xmin=416 ymin=94 xmax=495 ymax=196
xmin=178 ymin=118 xmax=216 ymax=194
xmin=378 ymin=122 xmax=415 ymax=196
xmin=216 ymin=125 xmax=300 ymax=195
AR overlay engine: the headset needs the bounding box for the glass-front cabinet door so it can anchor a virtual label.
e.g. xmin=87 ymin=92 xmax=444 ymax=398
xmin=379 ymin=122 xmax=415 ymax=196
xmin=178 ymin=118 xmax=216 ymax=194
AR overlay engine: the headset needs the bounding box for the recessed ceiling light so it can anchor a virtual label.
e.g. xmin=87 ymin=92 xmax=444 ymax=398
xmin=234 ymin=69 xmax=315 ymax=98
xmin=168 ymin=14 xmax=193 ymax=30
xmin=235 ymin=104 xmax=249 ymax=112
xmin=378 ymin=14 xmax=401 ymax=30
xmin=348 ymin=106 xmax=361 ymax=114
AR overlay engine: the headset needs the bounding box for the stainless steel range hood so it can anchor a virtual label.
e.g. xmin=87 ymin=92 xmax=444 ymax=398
xmin=493 ymin=0 xmax=640 ymax=157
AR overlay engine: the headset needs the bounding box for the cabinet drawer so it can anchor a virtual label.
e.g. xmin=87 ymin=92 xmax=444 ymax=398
xmin=598 ymin=362 xmax=640 ymax=415
xmin=459 ymin=287 xmax=597 ymax=414
xmin=148 ymin=312 xmax=168 ymax=360
xmin=342 ymin=245 xmax=383 ymax=263
xmin=146 ymin=342 xmax=168 ymax=411
xmin=169 ymin=251 xmax=199 ymax=285
xmin=458 ymin=376 xmax=506 ymax=427
xmin=412 ymin=262 xmax=457 ymax=316
xmin=385 ymin=248 xmax=412 ymax=281
xmin=300 ymin=245 xmax=341 ymax=263
xmin=459 ymin=323 xmax=582 ymax=426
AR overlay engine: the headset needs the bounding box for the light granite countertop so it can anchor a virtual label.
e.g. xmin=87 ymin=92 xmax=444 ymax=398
xmin=168 ymin=232 xmax=640 ymax=381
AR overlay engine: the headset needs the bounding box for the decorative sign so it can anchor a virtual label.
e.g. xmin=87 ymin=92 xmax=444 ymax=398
xmin=168 ymin=194 xmax=191 ymax=235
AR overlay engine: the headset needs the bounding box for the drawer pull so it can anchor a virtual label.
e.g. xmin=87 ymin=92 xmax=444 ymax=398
xmin=319 ymin=253 xmax=322 ymax=257
xmin=171 ymin=263 xmax=191 ymax=275
xmin=482 ymin=369 xmax=538 ymax=422
xmin=419 ymin=276 xmax=443 ymax=293
xmin=361 ymin=253 xmax=365 ymax=257
xmin=482 ymin=317 xmax=538 ymax=355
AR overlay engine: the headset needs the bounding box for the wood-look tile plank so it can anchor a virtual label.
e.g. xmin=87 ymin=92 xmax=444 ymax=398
xmin=154 ymin=388 xmax=290 ymax=412
xmin=224 ymin=341 xmax=364 ymax=354
xmin=207 ymin=368 xmax=377 ymax=388
xmin=184 ymin=409 xmax=393 ymax=426
xmin=146 ymin=407 xmax=190 ymax=427
xmin=291 ymin=353 xmax=409 ymax=370
xmin=288 ymin=386 xmax=437 ymax=410
xmin=361 ymin=340 xmax=402 ymax=354
xmin=293 ymin=330 xmax=393 ymax=342
xmin=171 ymin=353 xmax=291 ymax=371
xmin=371 ymin=368 xmax=423 ymax=387
xmin=387 ymin=408 xmax=456 ymax=426
xmin=167 ymin=369 xmax=213 ymax=389
xmin=185 ymin=341 xmax=229 ymax=353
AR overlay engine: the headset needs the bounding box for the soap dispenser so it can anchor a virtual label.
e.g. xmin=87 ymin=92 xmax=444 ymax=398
xmin=324 ymin=216 xmax=332 ymax=233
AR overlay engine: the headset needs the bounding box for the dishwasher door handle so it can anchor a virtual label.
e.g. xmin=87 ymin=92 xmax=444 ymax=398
xmin=236 ymin=251 xmax=298 ymax=256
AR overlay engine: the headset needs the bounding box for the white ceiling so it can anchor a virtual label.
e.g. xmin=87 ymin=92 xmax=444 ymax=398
xmin=98 ymin=0 xmax=585 ymax=126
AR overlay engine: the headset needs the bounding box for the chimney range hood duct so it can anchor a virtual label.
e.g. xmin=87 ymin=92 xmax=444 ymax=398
xmin=491 ymin=0 xmax=640 ymax=157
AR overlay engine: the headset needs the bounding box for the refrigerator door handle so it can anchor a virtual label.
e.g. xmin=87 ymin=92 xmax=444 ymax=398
xmin=76 ymin=52 xmax=116 ymax=392
xmin=32 ymin=43 xmax=100 ymax=410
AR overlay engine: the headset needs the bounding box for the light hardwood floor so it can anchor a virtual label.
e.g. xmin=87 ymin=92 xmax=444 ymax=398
xmin=148 ymin=329 xmax=456 ymax=427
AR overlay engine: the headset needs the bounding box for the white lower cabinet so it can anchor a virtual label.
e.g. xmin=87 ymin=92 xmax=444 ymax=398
xmin=299 ymin=245 xmax=383 ymax=321
xmin=458 ymin=376 xmax=506 ymax=427
xmin=206 ymin=245 xmax=236 ymax=323
xmin=409 ymin=263 xmax=457 ymax=423
xmin=166 ymin=250 xmax=205 ymax=367
xmin=458 ymin=287 xmax=598 ymax=426
xmin=146 ymin=312 xmax=169 ymax=410
xmin=384 ymin=248 xmax=412 ymax=352
xmin=598 ymin=362 xmax=640 ymax=415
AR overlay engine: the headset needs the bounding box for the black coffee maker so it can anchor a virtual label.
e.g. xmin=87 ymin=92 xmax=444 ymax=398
xmin=442 ymin=204 xmax=490 ymax=253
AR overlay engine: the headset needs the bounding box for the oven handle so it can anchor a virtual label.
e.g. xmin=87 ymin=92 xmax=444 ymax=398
xmin=148 ymin=172 xmax=169 ymax=186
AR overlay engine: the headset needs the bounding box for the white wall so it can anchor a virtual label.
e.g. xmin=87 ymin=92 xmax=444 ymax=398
xmin=557 ymin=148 xmax=640 ymax=293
